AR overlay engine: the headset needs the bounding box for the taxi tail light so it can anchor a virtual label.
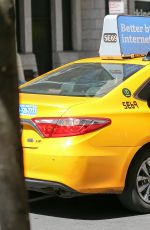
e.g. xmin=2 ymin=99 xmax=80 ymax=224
xmin=32 ymin=117 xmax=111 ymax=138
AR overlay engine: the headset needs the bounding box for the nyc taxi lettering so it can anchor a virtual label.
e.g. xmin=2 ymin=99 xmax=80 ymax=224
xmin=122 ymin=101 xmax=139 ymax=109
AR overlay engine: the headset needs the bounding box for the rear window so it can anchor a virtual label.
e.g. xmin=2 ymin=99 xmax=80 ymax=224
xmin=20 ymin=63 xmax=144 ymax=97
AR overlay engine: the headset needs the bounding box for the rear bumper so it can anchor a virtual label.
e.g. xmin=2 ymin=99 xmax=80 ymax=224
xmin=25 ymin=178 xmax=81 ymax=197
xmin=24 ymin=145 xmax=140 ymax=194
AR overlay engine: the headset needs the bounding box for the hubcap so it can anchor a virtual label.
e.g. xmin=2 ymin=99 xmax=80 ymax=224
xmin=136 ymin=157 xmax=150 ymax=204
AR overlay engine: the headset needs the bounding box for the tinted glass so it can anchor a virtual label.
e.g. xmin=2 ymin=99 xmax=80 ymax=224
xmin=137 ymin=80 xmax=150 ymax=101
xmin=20 ymin=63 xmax=144 ymax=97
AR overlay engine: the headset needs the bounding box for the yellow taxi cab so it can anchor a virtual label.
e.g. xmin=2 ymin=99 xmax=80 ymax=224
xmin=20 ymin=15 xmax=150 ymax=213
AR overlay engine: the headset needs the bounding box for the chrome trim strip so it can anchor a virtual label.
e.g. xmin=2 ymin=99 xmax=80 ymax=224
xmin=20 ymin=119 xmax=44 ymax=138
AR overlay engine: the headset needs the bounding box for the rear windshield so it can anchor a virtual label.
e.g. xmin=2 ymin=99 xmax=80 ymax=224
xmin=20 ymin=63 xmax=144 ymax=97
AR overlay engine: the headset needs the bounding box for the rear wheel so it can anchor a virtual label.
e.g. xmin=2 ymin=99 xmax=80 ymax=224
xmin=118 ymin=149 xmax=150 ymax=213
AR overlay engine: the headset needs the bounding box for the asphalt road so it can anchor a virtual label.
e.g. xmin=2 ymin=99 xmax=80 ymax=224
xmin=29 ymin=192 xmax=150 ymax=230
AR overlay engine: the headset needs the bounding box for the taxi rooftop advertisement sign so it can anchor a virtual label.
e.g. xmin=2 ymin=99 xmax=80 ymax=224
xmin=99 ymin=15 xmax=150 ymax=59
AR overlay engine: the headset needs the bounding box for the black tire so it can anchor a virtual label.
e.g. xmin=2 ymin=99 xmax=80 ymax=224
xmin=118 ymin=149 xmax=150 ymax=213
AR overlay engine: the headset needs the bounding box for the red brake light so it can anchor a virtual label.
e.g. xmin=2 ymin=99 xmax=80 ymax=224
xmin=32 ymin=117 xmax=111 ymax=138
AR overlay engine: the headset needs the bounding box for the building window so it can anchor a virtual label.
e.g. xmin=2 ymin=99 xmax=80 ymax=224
xmin=135 ymin=1 xmax=150 ymax=16
xmin=62 ymin=0 xmax=73 ymax=50
xmin=15 ymin=0 xmax=21 ymax=52
xmin=31 ymin=0 xmax=52 ymax=74
xmin=105 ymin=0 xmax=109 ymax=14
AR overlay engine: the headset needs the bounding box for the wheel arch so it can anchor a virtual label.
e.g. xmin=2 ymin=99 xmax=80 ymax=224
xmin=124 ymin=142 xmax=150 ymax=189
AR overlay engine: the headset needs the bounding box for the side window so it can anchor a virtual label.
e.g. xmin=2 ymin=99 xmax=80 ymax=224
xmin=62 ymin=0 xmax=72 ymax=51
xmin=137 ymin=80 xmax=150 ymax=101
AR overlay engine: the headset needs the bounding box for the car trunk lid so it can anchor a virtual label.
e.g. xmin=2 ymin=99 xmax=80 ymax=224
xmin=20 ymin=93 xmax=92 ymax=148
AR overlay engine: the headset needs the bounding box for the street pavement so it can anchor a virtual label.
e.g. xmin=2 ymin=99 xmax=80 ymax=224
xmin=29 ymin=192 xmax=150 ymax=230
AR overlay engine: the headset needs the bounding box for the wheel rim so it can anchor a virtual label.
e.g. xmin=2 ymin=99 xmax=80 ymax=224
xmin=136 ymin=157 xmax=150 ymax=204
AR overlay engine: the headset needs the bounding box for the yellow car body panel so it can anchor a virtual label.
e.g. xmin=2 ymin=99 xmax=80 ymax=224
xmin=20 ymin=57 xmax=150 ymax=195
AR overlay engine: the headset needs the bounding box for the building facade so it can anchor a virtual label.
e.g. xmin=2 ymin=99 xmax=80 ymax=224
xmin=16 ymin=0 xmax=150 ymax=80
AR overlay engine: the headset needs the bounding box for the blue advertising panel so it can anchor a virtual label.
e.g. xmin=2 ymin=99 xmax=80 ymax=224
xmin=118 ymin=15 xmax=150 ymax=55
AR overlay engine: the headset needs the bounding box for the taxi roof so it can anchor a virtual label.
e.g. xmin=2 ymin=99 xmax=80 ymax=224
xmin=99 ymin=15 xmax=150 ymax=60
xmin=74 ymin=57 xmax=150 ymax=66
